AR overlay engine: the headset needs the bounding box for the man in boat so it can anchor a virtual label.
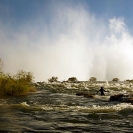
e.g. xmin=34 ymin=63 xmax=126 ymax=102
xmin=97 ymin=87 xmax=107 ymax=96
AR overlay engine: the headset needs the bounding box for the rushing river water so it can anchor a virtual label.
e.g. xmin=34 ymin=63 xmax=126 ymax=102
xmin=1 ymin=82 xmax=133 ymax=132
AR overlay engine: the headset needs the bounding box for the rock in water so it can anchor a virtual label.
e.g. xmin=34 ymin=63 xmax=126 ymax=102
xmin=110 ymin=94 xmax=124 ymax=101
xmin=110 ymin=94 xmax=133 ymax=103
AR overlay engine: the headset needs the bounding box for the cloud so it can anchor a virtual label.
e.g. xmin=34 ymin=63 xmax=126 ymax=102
xmin=0 ymin=2 xmax=133 ymax=81
xmin=109 ymin=17 xmax=125 ymax=33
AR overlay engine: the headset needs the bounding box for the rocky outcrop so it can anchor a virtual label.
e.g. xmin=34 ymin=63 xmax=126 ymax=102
xmin=110 ymin=94 xmax=133 ymax=103
xmin=121 ymin=98 xmax=133 ymax=103
xmin=110 ymin=94 xmax=124 ymax=101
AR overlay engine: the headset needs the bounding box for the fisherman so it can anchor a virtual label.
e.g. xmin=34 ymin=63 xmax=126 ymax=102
xmin=97 ymin=87 xmax=107 ymax=96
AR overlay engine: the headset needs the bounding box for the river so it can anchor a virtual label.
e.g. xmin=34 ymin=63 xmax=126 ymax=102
xmin=0 ymin=81 xmax=133 ymax=132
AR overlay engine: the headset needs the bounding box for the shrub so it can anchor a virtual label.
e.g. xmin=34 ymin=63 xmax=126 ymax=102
xmin=0 ymin=58 xmax=36 ymax=96
xmin=15 ymin=70 xmax=34 ymax=83
xmin=0 ymin=58 xmax=3 ymax=75
xmin=112 ymin=78 xmax=119 ymax=82
xmin=67 ymin=77 xmax=78 ymax=82
xmin=89 ymin=77 xmax=97 ymax=82
xmin=126 ymin=79 xmax=133 ymax=82
xmin=48 ymin=76 xmax=58 ymax=83
xmin=0 ymin=70 xmax=36 ymax=96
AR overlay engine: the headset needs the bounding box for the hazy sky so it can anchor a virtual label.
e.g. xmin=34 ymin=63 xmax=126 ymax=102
xmin=1 ymin=0 xmax=133 ymax=81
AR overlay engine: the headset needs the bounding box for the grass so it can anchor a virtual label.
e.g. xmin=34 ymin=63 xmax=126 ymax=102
xmin=0 ymin=70 xmax=36 ymax=96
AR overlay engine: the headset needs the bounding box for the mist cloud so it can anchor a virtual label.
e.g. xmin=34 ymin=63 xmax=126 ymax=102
xmin=0 ymin=3 xmax=133 ymax=81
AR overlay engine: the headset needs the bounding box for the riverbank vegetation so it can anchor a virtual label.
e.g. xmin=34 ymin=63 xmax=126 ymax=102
xmin=0 ymin=59 xmax=36 ymax=96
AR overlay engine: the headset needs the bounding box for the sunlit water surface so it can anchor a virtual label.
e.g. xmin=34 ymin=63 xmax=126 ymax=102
xmin=1 ymin=82 xmax=133 ymax=132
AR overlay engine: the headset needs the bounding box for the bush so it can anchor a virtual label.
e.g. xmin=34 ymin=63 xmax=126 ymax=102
xmin=48 ymin=76 xmax=58 ymax=83
xmin=126 ymin=79 xmax=133 ymax=82
xmin=15 ymin=70 xmax=34 ymax=83
xmin=0 ymin=58 xmax=3 ymax=75
xmin=112 ymin=78 xmax=119 ymax=82
xmin=0 ymin=59 xmax=36 ymax=96
xmin=0 ymin=70 xmax=36 ymax=96
xmin=67 ymin=77 xmax=78 ymax=82
xmin=89 ymin=77 xmax=97 ymax=82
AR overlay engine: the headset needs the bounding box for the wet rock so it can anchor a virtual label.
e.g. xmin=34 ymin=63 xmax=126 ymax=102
xmin=121 ymin=97 xmax=133 ymax=103
xmin=110 ymin=94 xmax=133 ymax=103
xmin=110 ymin=94 xmax=124 ymax=101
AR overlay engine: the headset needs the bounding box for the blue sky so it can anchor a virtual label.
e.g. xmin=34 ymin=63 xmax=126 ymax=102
xmin=1 ymin=0 xmax=133 ymax=81
xmin=1 ymin=0 xmax=133 ymax=31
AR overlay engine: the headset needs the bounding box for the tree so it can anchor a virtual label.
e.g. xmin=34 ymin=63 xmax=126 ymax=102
xmin=89 ymin=77 xmax=97 ymax=82
xmin=15 ymin=70 xmax=34 ymax=83
xmin=48 ymin=76 xmax=58 ymax=83
xmin=112 ymin=78 xmax=119 ymax=82
xmin=0 ymin=58 xmax=3 ymax=74
xmin=67 ymin=77 xmax=78 ymax=82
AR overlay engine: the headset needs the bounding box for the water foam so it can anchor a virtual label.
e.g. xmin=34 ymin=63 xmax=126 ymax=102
xmin=20 ymin=102 xmax=30 ymax=107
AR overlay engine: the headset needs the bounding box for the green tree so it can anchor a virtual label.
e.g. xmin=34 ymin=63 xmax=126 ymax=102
xmin=0 ymin=59 xmax=36 ymax=96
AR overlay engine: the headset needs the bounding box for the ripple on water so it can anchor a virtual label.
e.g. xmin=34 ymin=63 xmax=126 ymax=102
xmin=1 ymin=84 xmax=133 ymax=132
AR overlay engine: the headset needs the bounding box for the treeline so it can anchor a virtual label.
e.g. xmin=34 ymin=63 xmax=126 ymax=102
xmin=0 ymin=59 xmax=36 ymax=96
xmin=48 ymin=76 xmax=132 ymax=83
xmin=48 ymin=76 xmax=78 ymax=83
